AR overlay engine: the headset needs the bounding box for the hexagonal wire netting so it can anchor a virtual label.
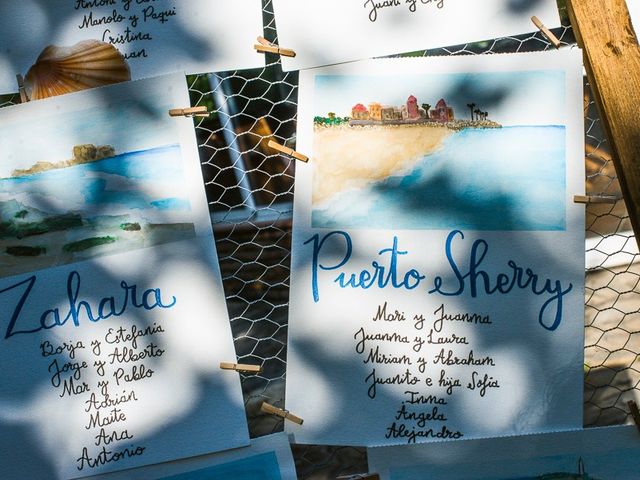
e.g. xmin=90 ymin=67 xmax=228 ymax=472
xmin=1 ymin=1 xmax=638 ymax=478
xmin=186 ymin=2 xmax=639 ymax=478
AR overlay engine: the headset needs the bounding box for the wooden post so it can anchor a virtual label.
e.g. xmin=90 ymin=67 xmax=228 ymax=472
xmin=566 ymin=0 xmax=640 ymax=250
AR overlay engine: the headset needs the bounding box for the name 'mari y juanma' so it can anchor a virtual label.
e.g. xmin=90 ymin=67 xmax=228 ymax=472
xmin=305 ymin=230 xmax=573 ymax=332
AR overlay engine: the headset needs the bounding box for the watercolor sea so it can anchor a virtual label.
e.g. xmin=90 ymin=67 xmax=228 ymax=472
xmin=312 ymin=126 xmax=566 ymax=231
xmin=0 ymin=144 xmax=194 ymax=278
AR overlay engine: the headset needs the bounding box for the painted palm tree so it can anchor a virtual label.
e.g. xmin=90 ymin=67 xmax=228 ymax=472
xmin=467 ymin=102 xmax=476 ymax=121
xmin=474 ymin=108 xmax=482 ymax=121
xmin=421 ymin=103 xmax=431 ymax=118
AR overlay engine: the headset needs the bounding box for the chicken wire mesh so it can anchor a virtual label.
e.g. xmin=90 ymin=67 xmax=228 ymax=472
xmin=0 ymin=0 xmax=638 ymax=478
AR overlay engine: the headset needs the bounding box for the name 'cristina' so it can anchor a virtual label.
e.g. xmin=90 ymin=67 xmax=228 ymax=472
xmin=0 ymin=270 xmax=176 ymax=340
xmin=304 ymin=229 xmax=573 ymax=331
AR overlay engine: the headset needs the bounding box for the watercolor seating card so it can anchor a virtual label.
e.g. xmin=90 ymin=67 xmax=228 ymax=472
xmin=0 ymin=73 xmax=249 ymax=479
xmin=87 ymin=433 xmax=297 ymax=480
xmin=0 ymin=0 xmax=264 ymax=94
xmin=368 ymin=425 xmax=640 ymax=479
xmin=285 ymin=50 xmax=585 ymax=447
xmin=272 ymin=0 xmax=561 ymax=71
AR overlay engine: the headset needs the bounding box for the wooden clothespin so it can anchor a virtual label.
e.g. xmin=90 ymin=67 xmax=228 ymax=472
xmin=336 ymin=474 xmax=380 ymax=480
xmin=268 ymin=139 xmax=309 ymax=163
xmin=628 ymin=400 xmax=640 ymax=434
xmin=260 ymin=402 xmax=304 ymax=425
xmin=219 ymin=362 xmax=263 ymax=374
xmin=531 ymin=16 xmax=561 ymax=48
xmin=16 ymin=74 xmax=29 ymax=103
xmin=254 ymin=36 xmax=296 ymax=58
xmin=573 ymin=194 xmax=620 ymax=204
xmin=168 ymin=106 xmax=210 ymax=118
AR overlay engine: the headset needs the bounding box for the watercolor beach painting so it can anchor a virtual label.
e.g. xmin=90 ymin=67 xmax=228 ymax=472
xmin=367 ymin=425 xmax=639 ymax=480
xmin=0 ymin=143 xmax=194 ymax=278
xmin=311 ymin=70 xmax=567 ymax=231
xmin=0 ymin=89 xmax=196 ymax=279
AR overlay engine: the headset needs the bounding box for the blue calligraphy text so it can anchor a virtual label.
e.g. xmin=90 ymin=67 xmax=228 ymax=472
xmin=306 ymin=232 xmax=425 ymax=302
xmin=1 ymin=270 xmax=177 ymax=340
xmin=429 ymin=230 xmax=572 ymax=331
xmin=306 ymin=230 xmax=572 ymax=331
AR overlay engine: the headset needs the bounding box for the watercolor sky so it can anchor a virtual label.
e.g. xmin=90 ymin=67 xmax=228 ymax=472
xmin=0 ymin=87 xmax=178 ymax=178
xmin=314 ymin=69 xmax=566 ymax=127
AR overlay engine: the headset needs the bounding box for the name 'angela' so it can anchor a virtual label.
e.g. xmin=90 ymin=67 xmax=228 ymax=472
xmin=305 ymin=229 xmax=572 ymax=331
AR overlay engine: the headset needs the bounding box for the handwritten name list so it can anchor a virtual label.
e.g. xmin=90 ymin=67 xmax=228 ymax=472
xmin=358 ymin=301 xmax=496 ymax=443
xmin=3 ymin=260 xmax=250 ymax=478
xmin=73 ymin=0 xmax=177 ymax=61
xmin=41 ymin=321 xmax=164 ymax=471
xmin=0 ymin=0 xmax=263 ymax=93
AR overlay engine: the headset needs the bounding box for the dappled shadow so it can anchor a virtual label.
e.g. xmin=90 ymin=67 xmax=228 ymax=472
xmin=0 ymin=70 xmax=250 ymax=478
xmin=3 ymin=1 xmax=635 ymax=479
xmin=271 ymin=0 xmax=569 ymax=74
xmin=584 ymin=364 xmax=640 ymax=427
xmin=0 ymin=1 xmax=250 ymax=95
xmin=282 ymin=50 xmax=585 ymax=480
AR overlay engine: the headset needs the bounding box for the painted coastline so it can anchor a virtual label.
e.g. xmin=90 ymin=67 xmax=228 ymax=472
xmin=9 ymin=144 xmax=116 ymax=178
xmin=311 ymin=125 xmax=565 ymax=231
xmin=0 ymin=145 xmax=195 ymax=279
xmin=312 ymin=121 xmax=499 ymax=204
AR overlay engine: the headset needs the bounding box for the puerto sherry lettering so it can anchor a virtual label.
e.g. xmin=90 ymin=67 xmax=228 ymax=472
xmin=306 ymin=229 xmax=572 ymax=331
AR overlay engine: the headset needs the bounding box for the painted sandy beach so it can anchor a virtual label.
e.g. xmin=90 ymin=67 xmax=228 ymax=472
xmin=313 ymin=123 xmax=452 ymax=204
xmin=312 ymin=125 xmax=567 ymax=231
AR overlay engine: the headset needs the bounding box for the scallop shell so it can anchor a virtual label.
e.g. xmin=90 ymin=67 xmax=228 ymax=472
xmin=24 ymin=40 xmax=131 ymax=100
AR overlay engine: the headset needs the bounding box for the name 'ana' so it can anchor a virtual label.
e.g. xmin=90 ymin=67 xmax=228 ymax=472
xmin=0 ymin=270 xmax=176 ymax=340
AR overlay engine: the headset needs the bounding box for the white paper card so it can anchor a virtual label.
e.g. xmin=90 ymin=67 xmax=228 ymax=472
xmin=286 ymin=50 xmax=585 ymax=447
xmin=272 ymin=0 xmax=561 ymax=71
xmin=368 ymin=425 xmax=640 ymax=479
xmin=0 ymin=74 xmax=249 ymax=479
xmin=628 ymin=0 xmax=640 ymax=32
xmin=0 ymin=0 xmax=264 ymax=94
xmin=89 ymin=433 xmax=297 ymax=480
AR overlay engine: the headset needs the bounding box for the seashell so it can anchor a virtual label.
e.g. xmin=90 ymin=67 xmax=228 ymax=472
xmin=24 ymin=40 xmax=131 ymax=100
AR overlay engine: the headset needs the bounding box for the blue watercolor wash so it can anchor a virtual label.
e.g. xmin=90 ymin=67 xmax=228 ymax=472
xmin=159 ymin=452 xmax=282 ymax=480
xmin=151 ymin=198 xmax=191 ymax=211
xmin=0 ymin=144 xmax=191 ymax=214
xmin=312 ymin=126 xmax=566 ymax=231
